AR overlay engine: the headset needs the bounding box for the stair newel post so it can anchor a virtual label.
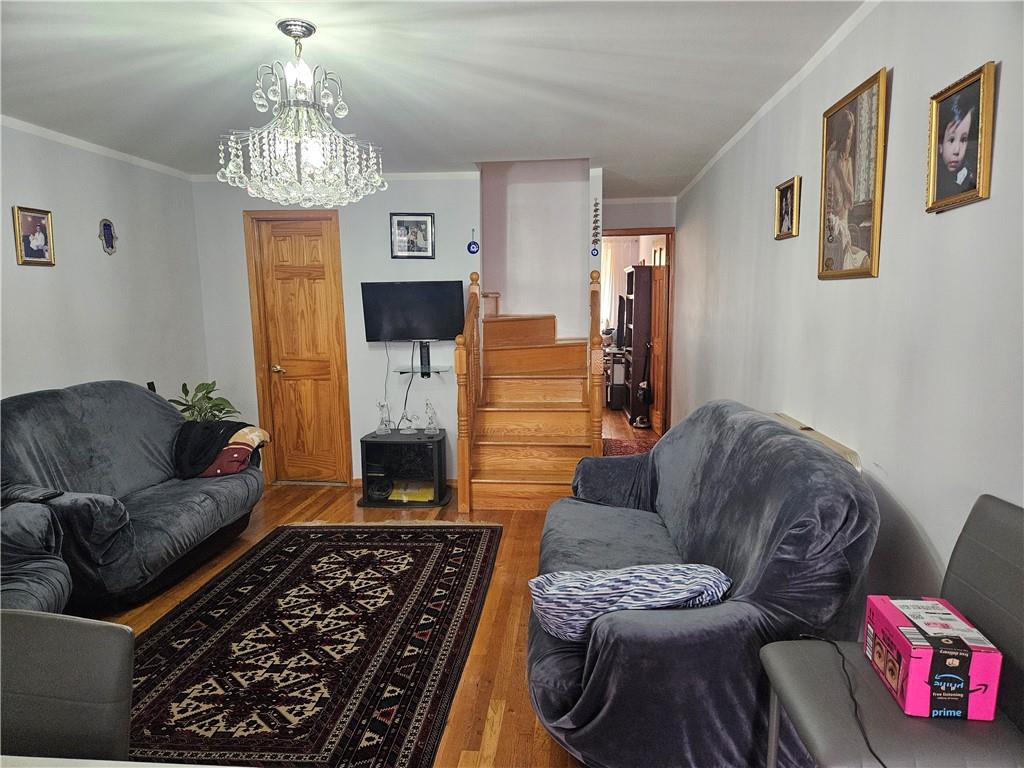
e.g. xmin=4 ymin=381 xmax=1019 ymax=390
xmin=455 ymin=332 xmax=471 ymax=513
xmin=589 ymin=270 xmax=603 ymax=456
xmin=469 ymin=272 xmax=482 ymax=409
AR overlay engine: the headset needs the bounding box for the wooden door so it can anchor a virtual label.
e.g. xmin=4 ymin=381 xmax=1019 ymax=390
xmin=649 ymin=265 xmax=668 ymax=435
xmin=245 ymin=211 xmax=352 ymax=483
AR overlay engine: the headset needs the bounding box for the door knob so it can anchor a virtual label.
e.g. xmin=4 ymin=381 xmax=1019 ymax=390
xmin=271 ymin=364 xmax=286 ymax=374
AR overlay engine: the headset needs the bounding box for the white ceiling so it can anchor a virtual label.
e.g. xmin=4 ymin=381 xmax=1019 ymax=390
xmin=0 ymin=1 xmax=857 ymax=197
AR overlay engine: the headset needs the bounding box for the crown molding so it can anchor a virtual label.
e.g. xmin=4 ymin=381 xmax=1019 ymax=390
xmin=603 ymin=196 xmax=677 ymax=206
xmin=677 ymin=0 xmax=880 ymax=200
xmin=1 ymin=115 xmax=194 ymax=181
xmin=385 ymin=171 xmax=479 ymax=181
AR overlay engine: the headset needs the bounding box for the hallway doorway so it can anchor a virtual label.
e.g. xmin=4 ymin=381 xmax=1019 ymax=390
xmin=598 ymin=227 xmax=674 ymax=447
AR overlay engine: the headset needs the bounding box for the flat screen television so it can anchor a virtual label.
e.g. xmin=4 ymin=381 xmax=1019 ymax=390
xmin=361 ymin=280 xmax=465 ymax=342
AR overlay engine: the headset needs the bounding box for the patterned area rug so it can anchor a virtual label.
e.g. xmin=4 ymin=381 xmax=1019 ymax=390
xmin=603 ymin=435 xmax=659 ymax=456
xmin=130 ymin=524 xmax=501 ymax=768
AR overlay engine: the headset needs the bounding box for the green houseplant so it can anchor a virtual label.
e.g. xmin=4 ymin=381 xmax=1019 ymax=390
xmin=168 ymin=381 xmax=241 ymax=422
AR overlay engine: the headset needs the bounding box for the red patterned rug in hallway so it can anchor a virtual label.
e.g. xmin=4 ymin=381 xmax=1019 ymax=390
xmin=130 ymin=524 xmax=501 ymax=768
xmin=603 ymin=435 xmax=659 ymax=456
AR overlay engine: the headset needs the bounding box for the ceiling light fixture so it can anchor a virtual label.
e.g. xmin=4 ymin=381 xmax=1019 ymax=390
xmin=216 ymin=19 xmax=386 ymax=207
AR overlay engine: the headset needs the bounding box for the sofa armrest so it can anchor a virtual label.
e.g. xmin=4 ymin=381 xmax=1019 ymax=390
xmin=536 ymin=600 xmax=781 ymax=767
xmin=1 ymin=482 xmax=64 ymax=506
xmin=0 ymin=609 xmax=134 ymax=760
xmin=571 ymin=453 xmax=652 ymax=510
xmin=1 ymin=502 xmax=72 ymax=613
xmin=41 ymin=492 xmax=147 ymax=599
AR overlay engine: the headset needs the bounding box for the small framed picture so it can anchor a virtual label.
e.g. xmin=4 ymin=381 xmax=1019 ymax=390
xmin=774 ymin=176 xmax=801 ymax=240
xmin=390 ymin=213 xmax=434 ymax=259
xmin=12 ymin=206 xmax=55 ymax=266
xmin=818 ymin=68 xmax=888 ymax=280
xmin=926 ymin=62 xmax=996 ymax=214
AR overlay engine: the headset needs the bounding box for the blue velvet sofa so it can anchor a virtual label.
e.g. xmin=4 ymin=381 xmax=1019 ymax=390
xmin=527 ymin=400 xmax=880 ymax=768
xmin=1 ymin=380 xmax=263 ymax=611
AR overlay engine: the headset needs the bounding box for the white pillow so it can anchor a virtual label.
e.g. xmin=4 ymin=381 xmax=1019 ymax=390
xmin=529 ymin=563 xmax=732 ymax=642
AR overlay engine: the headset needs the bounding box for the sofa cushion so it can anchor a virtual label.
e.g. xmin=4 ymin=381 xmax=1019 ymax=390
xmin=0 ymin=502 xmax=72 ymax=613
xmin=1 ymin=381 xmax=183 ymax=499
xmin=540 ymin=498 xmax=680 ymax=575
xmin=529 ymin=563 xmax=732 ymax=642
xmin=125 ymin=468 xmax=262 ymax=579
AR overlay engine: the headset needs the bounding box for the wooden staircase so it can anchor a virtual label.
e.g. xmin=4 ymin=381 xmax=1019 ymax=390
xmin=456 ymin=272 xmax=603 ymax=512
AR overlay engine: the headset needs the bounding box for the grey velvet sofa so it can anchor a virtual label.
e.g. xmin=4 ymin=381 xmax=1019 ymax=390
xmin=527 ymin=400 xmax=880 ymax=768
xmin=1 ymin=380 xmax=262 ymax=610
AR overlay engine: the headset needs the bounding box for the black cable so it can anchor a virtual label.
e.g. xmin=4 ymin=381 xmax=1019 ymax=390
xmin=383 ymin=340 xmax=391 ymax=406
xmin=799 ymin=634 xmax=889 ymax=768
xmin=398 ymin=341 xmax=416 ymax=428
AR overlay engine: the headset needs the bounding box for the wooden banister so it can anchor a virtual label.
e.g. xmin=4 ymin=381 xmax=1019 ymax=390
xmin=589 ymin=270 xmax=603 ymax=456
xmin=456 ymin=272 xmax=482 ymax=513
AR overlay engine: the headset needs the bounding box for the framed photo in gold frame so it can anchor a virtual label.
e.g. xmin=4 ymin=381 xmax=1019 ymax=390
xmin=774 ymin=176 xmax=800 ymax=240
xmin=12 ymin=206 xmax=55 ymax=266
xmin=926 ymin=62 xmax=995 ymax=214
xmin=818 ymin=68 xmax=887 ymax=280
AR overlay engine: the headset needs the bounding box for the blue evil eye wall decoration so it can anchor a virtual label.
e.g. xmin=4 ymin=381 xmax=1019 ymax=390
xmin=98 ymin=218 xmax=117 ymax=255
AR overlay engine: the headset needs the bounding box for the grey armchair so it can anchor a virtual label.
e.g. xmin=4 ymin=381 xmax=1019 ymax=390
xmin=1 ymin=609 xmax=134 ymax=760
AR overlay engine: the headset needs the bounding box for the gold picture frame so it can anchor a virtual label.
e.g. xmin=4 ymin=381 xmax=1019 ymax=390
xmin=818 ymin=68 xmax=888 ymax=280
xmin=926 ymin=61 xmax=995 ymax=214
xmin=12 ymin=206 xmax=55 ymax=266
xmin=774 ymin=176 xmax=801 ymax=240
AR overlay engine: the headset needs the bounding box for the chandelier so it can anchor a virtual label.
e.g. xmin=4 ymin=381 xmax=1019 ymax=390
xmin=216 ymin=19 xmax=386 ymax=207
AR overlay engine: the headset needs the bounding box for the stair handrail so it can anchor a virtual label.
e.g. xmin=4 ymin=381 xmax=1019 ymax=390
xmin=589 ymin=270 xmax=603 ymax=456
xmin=455 ymin=272 xmax=482 ymax=513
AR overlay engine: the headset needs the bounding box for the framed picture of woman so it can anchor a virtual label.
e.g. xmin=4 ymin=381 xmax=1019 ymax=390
xmin=926 ymin=62 xmax=996 ymax=214
xmin=818 ymin=68 xmax=888 ymax=280
xmin=12 ymin=206 xmax=55 ymax=266
xmin=774 ymin=176 xmax=800 ymax=240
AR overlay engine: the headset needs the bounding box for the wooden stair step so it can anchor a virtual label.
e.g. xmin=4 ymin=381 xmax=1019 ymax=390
xmin=472 ymin=440 xmax=590 ymax=474
xmin=483 ymin=341 xmax=587 ymax=375
xmin=469 ymin=470 xmax=573 ymax=511
xmin=475 ymin=406 xmax=588 ymax=437
xmin=478 ymin=402 xmax=588 ymax=412
xmin=483 ymin=373 xmax=586 ymax=405
xmin=482 ymin=314 xmax=556 ymax=347
xmin=472 ymin=470 xmax=573 ymax=484
xmin=482 ymin=339 xmax=586 ymax=351
xmin=474 ymin=434 xmax=590 ymax=446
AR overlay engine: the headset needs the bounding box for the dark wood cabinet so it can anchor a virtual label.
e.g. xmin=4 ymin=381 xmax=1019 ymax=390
xmin=624 ymin=265 xmax=652 ymax=426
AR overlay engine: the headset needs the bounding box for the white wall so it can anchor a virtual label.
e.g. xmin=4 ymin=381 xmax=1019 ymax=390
xmin=673 ymin=1 xmax=1023 ymax=593
xmin=1 ymin=124 xmax=208 ymax=397
xmin=480 ymin=160 xmax=591 ymax=337
xmin=604 ymin=197 xmax=677 ymax=230
xmin=191 ymin=175 xmax=481 ymax=479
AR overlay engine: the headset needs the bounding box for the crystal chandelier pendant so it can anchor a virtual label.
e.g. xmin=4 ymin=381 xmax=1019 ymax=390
xmin=216 ymin=18 xmax=386 ymax=207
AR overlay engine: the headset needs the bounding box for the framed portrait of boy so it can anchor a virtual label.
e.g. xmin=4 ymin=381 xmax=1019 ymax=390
xmin=818 ymin=68 xmax=888 ymax=280
xmin=926 ymin=62 xmax=995 ymax=214
xmin=774 ymin=176 xmax=801 ymax=240
xmin=12 ymin=206 xmax=55 ymax=266
xmin=390 ymin=213 xmax=435 ymax=259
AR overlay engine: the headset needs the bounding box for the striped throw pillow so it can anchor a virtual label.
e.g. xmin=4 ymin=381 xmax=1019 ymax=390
xmin=529 ymin=563 xmax=732 ymax=642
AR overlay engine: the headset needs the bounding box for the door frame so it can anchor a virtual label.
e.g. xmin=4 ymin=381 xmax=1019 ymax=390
xmin=602 ymin=226 xmax=676 ymax=430
xmin=242 ymin=209 xmax=353 ymax=484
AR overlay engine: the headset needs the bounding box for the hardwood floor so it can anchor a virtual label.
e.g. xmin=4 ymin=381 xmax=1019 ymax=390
xmin=602 ymin=406 xmax=656 ymax=440
xmin=105 ymin=483 xmax=581 ymax=768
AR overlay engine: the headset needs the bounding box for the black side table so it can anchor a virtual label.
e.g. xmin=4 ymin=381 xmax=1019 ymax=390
xmin=358 ymin=429 xmax=450 ymax=508
xmin=760 ymin=639 xmax=1023 ymax=768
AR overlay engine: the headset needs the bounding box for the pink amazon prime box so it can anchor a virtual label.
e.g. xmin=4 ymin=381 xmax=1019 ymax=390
xmin=863 ymin=595 xmax=1002 ymax=720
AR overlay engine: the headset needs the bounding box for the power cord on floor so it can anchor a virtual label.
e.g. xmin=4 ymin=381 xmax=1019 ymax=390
xmin=799 ymin=634 xmax=889 ymax=768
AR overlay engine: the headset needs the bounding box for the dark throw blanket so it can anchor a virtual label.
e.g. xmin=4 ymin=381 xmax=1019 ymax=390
xmin=173 ymin=421 xmax=261 ymax=479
